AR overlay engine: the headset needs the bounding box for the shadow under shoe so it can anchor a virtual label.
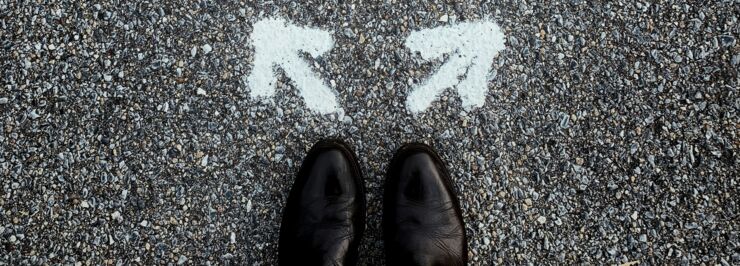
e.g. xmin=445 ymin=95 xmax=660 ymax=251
xmin=383 ymin=143 xmax=468 ymax=266
xmin=279 ymin=140 xmax=366 ymax=266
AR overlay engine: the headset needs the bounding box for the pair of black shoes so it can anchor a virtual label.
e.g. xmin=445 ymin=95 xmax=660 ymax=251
xmin=279 ymin=140 xmax=467 ymax=266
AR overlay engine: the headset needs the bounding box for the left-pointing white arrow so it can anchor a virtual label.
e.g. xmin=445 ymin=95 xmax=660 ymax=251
xmin=246 ymin=17 xmax=341 ymax=114
xmin=405 ymin=19 xmax=506 ymax=113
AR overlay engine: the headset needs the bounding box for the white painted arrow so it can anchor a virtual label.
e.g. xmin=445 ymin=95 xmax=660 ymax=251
xmin=405 ymin=19 xmax=506 ymax=113
xmin=246 ymin=17 xmax=341 ymax=114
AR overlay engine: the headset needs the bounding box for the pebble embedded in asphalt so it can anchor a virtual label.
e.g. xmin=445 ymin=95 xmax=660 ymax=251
xmin=1 ymin=1 xmax=738 ymax=265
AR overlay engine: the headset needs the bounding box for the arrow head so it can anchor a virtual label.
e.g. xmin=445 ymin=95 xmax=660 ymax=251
xmin=405 ymin=20 xmax=506 ymax=113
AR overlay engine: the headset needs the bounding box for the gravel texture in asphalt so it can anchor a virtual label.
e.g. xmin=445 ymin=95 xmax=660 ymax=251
xmin=1 ymin=1 xmax=738 ymax=265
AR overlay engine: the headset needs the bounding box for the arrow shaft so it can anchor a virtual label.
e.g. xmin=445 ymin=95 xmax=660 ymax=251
xmin=280 ymin=58 xmax=338 ymax=114
xmin=407 ymin=55 xmax=471 ymax=113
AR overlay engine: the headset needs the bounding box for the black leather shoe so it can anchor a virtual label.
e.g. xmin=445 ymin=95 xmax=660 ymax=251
xmin=383 ymin=143 xmax=467 ymax=266
xmin=279 ymin=140 xmax=366 ymax=266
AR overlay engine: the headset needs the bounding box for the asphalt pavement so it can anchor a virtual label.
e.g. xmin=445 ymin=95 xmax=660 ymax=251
xmin=1 ymin=1 xmax=738 ymax=265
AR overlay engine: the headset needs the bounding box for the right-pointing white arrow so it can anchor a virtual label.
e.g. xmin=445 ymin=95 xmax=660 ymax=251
xmin=246 ymin=17 xmax=341 ymax=114
xmin=405 ymin=20 xmax=506 ymax=113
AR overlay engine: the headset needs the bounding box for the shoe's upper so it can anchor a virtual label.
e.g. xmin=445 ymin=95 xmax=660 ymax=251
xmin=383 ymin=144 xmax=467 ymax=266
xmin=279 ymin=140 xmax=365 ymax=266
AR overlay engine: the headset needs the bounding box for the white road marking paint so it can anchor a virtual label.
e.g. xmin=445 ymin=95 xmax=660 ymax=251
xmin=405 ymin=19 xmax=506 ymax=113
xmin=246 ymin=17 xmax=341 ymax=114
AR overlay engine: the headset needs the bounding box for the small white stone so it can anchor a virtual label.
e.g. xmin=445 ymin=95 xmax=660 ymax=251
xmin=196 ymin=88 xmax=207 ymax=96
xmin=200 ymin=155 xmax=209 ymax=166
xmin=80 ymin=201 xmax=90 ymax=208
xmin=47 ymin=44 xmax=56 ymax=50
xmin=29 ymin=110 xmax=40 ymax=119
xmin=0 ymin=97 xmax=8 ymax=104
xmin=537 ymin=216 xmax=547 ymax=224
xmin=9 ymin=235 xmax=16 ymax=242
xmin=177 ymin=255 xmax=188 ymax=265
xmin=202 ymin=44 xmax=213 ymax=54
xmin=191 ymin=46 xmax=198 ymax=57
xmin=111 ymin=211 xmax=121 ymax=221
xmin=438 ymin=14 xmax=449 ymax=22
xmin=246 ymin=199 xmax=252 ymax=212
xmin=104 ymin=74 xmax=113 ymax=82
xmin=631 ymin=211 xmax=639 ymax=220
xmin=230 ymin=232 xmax=236 ymax=244
xmin=140 ymin=220 xmax=149 ymax=227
